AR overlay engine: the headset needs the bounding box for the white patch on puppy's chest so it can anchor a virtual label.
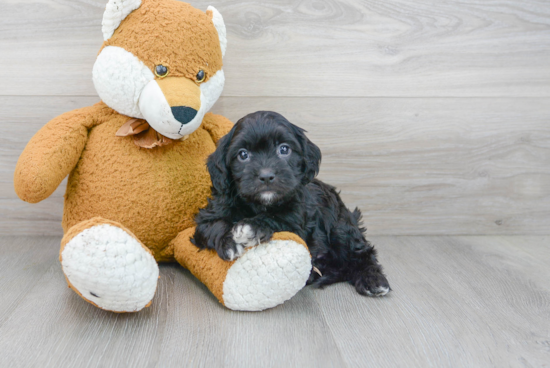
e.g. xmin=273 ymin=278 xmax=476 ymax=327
xmin=260 ymin=192 xmax=276 ymax=205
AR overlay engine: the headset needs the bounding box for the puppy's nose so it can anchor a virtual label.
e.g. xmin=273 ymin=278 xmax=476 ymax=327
xmin=171 ymin=106 xmax=198 ymax=125
xmin=259 ymin=169 xmax=276 ymax=184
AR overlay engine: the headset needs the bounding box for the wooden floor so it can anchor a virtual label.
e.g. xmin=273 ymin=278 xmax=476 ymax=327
xmin=1 ymin=235 xmax=549 ymax=368
xmin=1 ymin=1 xmax=549 ymax=367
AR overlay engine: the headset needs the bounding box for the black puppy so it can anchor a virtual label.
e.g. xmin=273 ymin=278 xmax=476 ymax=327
xmin=192 ymin=111 xmax=390 ymax=296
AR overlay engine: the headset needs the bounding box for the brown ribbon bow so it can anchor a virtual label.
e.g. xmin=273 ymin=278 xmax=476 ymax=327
xmin=116 ymin=118 xmax=178 ymax=149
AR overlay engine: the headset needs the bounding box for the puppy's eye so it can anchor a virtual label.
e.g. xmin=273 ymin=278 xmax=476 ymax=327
xmin=155 ymin=65 xmax=169 ymax=78
xmin=238 ymin=149 xmax=249 ymax=162
xmin=196 ymin=70 xmax=206 ymax=83
xmin=278 ymin=144 xmax=291 ymax=157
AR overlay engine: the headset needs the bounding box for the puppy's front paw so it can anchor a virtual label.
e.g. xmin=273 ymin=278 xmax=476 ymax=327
xmin=353 ymin=267 xmax=391 ymax=297
xmin=232 ymin=221 xmax=272 ymax=248
xmin=232 ymin=224 xmax=257 ymax=248
xmin=218 ymin=241 xmax=246 ymax=261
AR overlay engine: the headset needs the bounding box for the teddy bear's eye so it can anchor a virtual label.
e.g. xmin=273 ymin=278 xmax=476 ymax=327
xmin=196 ymin=70 xmax=206 ymax=83
xmin=155 ymin=65 xmax=169 ymax=78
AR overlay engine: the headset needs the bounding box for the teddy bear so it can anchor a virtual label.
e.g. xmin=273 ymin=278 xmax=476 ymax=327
xmin=13 ymin=0 xmax=312 ymax=312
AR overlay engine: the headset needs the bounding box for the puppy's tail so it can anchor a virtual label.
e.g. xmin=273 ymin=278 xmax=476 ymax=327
xmin=351 ymin=207 xmax=367 ymax=235
xmin=352 ymin=207 xmax=362 ymax=222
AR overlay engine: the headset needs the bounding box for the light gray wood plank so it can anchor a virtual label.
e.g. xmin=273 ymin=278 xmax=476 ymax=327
xmin=0 ymin=236 xmax=59 ymax=327
xmin=463 ymin=235 xmax=550 ymax=290
xmin=314 ymin=235 xmax=550 ymax=368
xmin=2 ymin=96 xmax=549 ymax=236
xmin=1 ymin=236 xmax=549 ymax=367
xmin=154 ymin=270 xmax=345 ymax=368
xmin=0 ymin=236 xmax=345 ymax=368
xmin=1 ymin=0 xmax=550 ymax=97
xmin=0 ymin=251 xmax=174 ymax=368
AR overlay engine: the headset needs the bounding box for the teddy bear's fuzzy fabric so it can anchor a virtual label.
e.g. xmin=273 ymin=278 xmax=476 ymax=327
xmin=15 ymin=103 xmax=232 ymax=260
xmin=103 ymin=0 xmax=224 ymax=84
xmin=172 ymin=230 xmax=309 ymax=305
xmin=59 ymin=216 xmax=158 ymax=312
xmin=13 ymin=0 xmax=312 ymax=312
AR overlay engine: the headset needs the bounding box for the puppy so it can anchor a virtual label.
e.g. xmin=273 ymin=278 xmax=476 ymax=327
xmin=192 ymin=111 xmax=390 ymax=296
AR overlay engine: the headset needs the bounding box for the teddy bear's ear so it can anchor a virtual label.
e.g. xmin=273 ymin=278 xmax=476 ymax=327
xmin=206 ymin=6 xmax=227 ymax=58
xmin=102 ymin=0 xmax=142 ymax=41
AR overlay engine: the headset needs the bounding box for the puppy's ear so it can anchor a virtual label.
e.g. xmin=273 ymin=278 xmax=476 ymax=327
xmin=282 ymin=118 xmax=322 ymax=184
xmin=207 ymin=125 xmax=236 ymax=195
xmin=301 ymin=133 xmax=322 ymax=184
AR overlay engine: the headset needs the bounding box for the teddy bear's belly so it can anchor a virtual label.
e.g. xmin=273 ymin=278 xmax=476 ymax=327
xmin=62 ymin=120 xmax=216 ymax=260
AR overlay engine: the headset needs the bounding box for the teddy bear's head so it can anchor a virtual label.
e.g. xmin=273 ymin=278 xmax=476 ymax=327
xmin=92 ymin=0 xmax=226 ymax=139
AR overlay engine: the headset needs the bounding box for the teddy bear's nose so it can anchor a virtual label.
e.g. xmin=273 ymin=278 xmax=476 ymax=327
xmin=171 ymin=106 xmax=198 ymax=125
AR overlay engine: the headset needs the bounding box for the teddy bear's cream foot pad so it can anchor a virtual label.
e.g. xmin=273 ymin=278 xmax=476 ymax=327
xmin=222 ymin=239 xmax=312 ymax=311
xmin=61 ymin=224 xmax=159 ymax=312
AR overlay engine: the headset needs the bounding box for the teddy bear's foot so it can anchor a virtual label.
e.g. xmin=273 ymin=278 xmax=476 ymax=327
xmin=60 ymin=218 xmax=159 ymax=312
xmin=173 ymin=229 xmax=312 ymax=311
xmin=222 ymin=236 xmax=312 ymax=311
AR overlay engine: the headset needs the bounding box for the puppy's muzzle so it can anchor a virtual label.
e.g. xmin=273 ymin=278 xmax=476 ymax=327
xmin=259 ymin=169 xmax=276 ymax=184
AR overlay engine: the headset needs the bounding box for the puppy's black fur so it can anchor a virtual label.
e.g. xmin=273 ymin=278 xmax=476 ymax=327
xmin=192 ymin=111 xmax=390 ymax=296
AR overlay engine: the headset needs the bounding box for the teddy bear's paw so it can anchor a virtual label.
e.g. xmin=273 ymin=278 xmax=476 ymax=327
xmin=222 ymin=238 xmax=312 ymax=311
xmin=61 ymin=224 xmax=159 ymax=312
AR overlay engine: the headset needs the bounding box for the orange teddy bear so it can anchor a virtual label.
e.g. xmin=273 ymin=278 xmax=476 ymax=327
xmin=14 ymin=0 xmax=311 ymax=312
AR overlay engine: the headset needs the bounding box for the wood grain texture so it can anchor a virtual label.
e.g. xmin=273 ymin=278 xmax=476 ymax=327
xmin=153 ymin=270 xmax=345 ymax=368
xmin=0 ymin=236 xmax=59 ymax=327
xmin=1 ymin=0 xmax=550 ymax=97
xmin=2 ymin=1 xmax=550 ymax=366
xmin=2 ymin=96 xmax=549 ymax=235
xmin=0 ymin=236 xmax=345 ymax=368
xmin=314 ymin=235 xmax=550 ymax=367
xmin=0 ymin=235 xmax=549 ymax=367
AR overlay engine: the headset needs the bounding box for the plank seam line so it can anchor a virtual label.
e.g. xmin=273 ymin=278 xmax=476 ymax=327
xmin=2 ymin=95 xmax=550 ymax=99
xmin=309 ymin=289 xmax=352 ymax=368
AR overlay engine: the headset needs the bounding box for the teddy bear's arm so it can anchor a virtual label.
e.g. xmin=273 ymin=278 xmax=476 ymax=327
xmin=201 ymin=112 xmax=234 ymax=143
xmin=14 ymin=104 xmax=102 ymax=203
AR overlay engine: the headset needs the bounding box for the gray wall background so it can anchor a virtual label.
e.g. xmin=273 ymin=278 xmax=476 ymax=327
xmin=1 ymin=0 xmax=549 ymax=235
